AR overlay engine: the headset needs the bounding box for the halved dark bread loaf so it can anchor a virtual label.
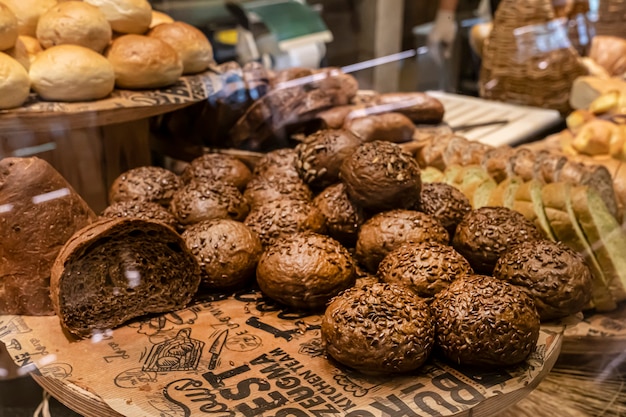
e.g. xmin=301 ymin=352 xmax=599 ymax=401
xmin=50 ymin=218 xmax=201 ymax=338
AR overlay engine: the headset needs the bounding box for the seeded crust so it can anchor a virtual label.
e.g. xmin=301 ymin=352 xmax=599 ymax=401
xmin=417 ymin=182 xmax=471 ymax=239
xmin=243 ymin=172 xmax=312 ymax=209
xmin=50 ymin=218 xmax=201 ymax=338
xmin=256 ymin=232 xmax=355 ymax=310
xmin=355 ymin=209 xmax=449 ymax=272
xmin=251 ymin=148 xmax=300 ymax=178
xmin=452 ymin=206 xmax=543 ymax=275
xmin=322 ymin=282 xmax=435 ymax=375
xmin=182 ymin=219 xmax=262 ymax=290
xmin=100 ymin=200 xmax=179 ymax=231
xmin=378 ymin=241 xmax=473 ymax=299
xmin=244 ymin=198 xmax=326 ymax=247
xmin=108 ymin=166 xmax=182 ymax=206
xmin=312 ymin=182 xmax=366 ymax=246
xmin=169 ymin=180 xmax=249 ymax=226
xmin=295 ymin=129 xmax=362 ymax=189
xmin=494 ymin=240 xmax=592 ymax=321
xmin=432 ymin=274 xmax=540 ymax=367
xmin=340 ymin=141 xmax=422 ymax=212
xmin=180 ymin=153 xmax=252 ymax=190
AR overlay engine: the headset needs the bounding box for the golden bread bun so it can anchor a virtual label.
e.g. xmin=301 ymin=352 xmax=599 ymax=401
xmin=18 ymin=35 xmax=43 ymax=62
xmin=105 ymin=34 xmax=183 ymax=89
xmin=29 ymin=44 xmax=115 ymax=101
xmin=83 ymin=0 xmax=151 ymax=34
xmin=0 ymin=51 xmax=30 ymax=109
xmin=5 ymin=35 xmax=29 ymax=69
xmin=36 ymin=1 xmax=112 ymax=52
xmin=147 ymin=21 xmax=213 ymax=74
xmin=2 ymin=0 xmax=58 ymax=36
xmin=0 ymin=2 xmax=18 ymax=50
xmin=149 ymin=9 xmax=173 ymax=28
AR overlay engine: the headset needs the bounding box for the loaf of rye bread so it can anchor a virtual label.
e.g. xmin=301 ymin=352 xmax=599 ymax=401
xmin=0 ymin=157 xmax=96 ymax=315
xmin=50 ymin=217 xmax=201 ymax=338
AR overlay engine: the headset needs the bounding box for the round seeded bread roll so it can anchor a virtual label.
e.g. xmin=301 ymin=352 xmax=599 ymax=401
xmin=36 ymin=1 xmax=112 ymax=53
xmin=243 ymin=171 xmax=312 ymax=209
xmin=0 ymin=3 xmax=18 ymax=51
xmin=2 ymin=0 xmax=57 ymax=37
xmin=312 ymin=182 xmax=365 ymax=246
xmin=83 ymin=0 xmax=151 ymax=34
xmin=147 ymin=21 xmax=213 ymax=74
xmin=256 ymin=232 xmax=355 ymax=310
xmin=108 ymin=166 xmax=182 ymax=206
xmin=0 ymin=52 xmax=30 ymax=109
xmin=432 ymin=274 xmax=540 ymax=367
xmin=322 ymin=282 xmax=435 ymax=375
xmin=494 ymin=240 xmax=593 ymax=321
xmin=417 ymin=182 xmax=472 ymax=239
xmin=149 ymin=10 xmax=173 ymax=28
xmin=181 ymin=153 xmax=252 ymax=191
xmin=100 ymin=200 xmax=179 ymax=231
xmin=105 ymin=34 xmax=183 ymax=89
xmin=182 ymin=219 xmax=262 ymax=290
xmin=355 ymin=209 xmax=449 ymax=273
xmin=29 ymin=44 xmax=115 ymax=101
xmin=6 ymin=35 xmax=42 ymax=70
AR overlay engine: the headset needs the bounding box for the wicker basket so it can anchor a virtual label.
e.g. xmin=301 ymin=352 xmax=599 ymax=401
xmin=596 ymin=0 xmax=626 ymax=38
xmin=479 ymin=0 xmax=587 ymax=114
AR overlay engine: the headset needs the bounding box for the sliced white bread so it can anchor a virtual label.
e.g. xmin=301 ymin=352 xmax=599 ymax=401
xmin=512 ymin=179 xmax=557 ymax=241
xmin=472 ymin=177 xmax=497 ymax=209
xmin=420 ymin=166 xmax=445 ymax=183
xmin=455 ymin=165 xmax=493 ymax=206
xmin=489 ymin=176 xmax=524 ymax=209
xmin=541 ymin=182 xmax=617 ymax=312
xmin=570 ymin=185 xmax=626 ymax=302
xmin=441 ymin=164 xmax=466 ymax=186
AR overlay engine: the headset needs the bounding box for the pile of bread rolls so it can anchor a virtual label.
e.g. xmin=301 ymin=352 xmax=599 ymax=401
xmin=0 ymin=0 xmax=215 ymax=109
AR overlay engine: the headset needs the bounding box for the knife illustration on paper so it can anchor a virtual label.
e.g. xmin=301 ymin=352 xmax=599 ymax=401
xmin=207 ymin=329 xmax=229 ymax=370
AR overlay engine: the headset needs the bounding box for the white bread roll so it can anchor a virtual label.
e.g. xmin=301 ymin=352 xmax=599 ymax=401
xmin=2 ymin=0 xmax=58 ymax=36
xmin=0 ymin=2 xmax=18 ymax=50
xmin=149 ymin=9 xmax=173 ymax=28
xmin=147 ymin=21 xmax=213 ymax=74
xmin=105 ymin=34 xmax=182 ymax=89
xmin=5 ymin=35 xmax=29 ymax=69
xmin=29 ymin=44 xmax=115 ymax=101
xmin=83 ymin=0 xmax=151 ymax=34
xmin=0 ymin=51 xmax=30 ymax=109
xmin=36 ymin=1 xmax=112 ymax=52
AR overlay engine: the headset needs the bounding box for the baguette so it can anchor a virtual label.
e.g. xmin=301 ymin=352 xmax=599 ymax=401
xmin=50 ymin=217 xmax=201 ymax=338
xmin=541 ymin=182 xmax=617 ymax=311
xmin=472 ymin=178 xmax=497 ymax=209
xmin=488 ymin=176 xmax=523 ymax=209
xmin=454 ymin=165 xmax=493 ymax=206
xmin=570 ymin=185 xmax=626 ymax=302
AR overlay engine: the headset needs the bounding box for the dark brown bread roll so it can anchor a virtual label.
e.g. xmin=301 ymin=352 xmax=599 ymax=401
xmin=50 ymin=218 xmax=201 ymax=338
xmin=378 ymin=241 xmax=473 ymax=299
xmin=432 ymin=274 xmax=540 ymax=367
xmin=244 ymin=198 xmax=326 ymax=247
xmin=340 ymin=141 xmax=422 ymax=213
xmin=417 ymin=182 xmax=472 ymax=239
xmin=322 ymin=282 xmax=435 ymax=375
xmin=182 ymin=219 xmax=262 ymax=290
xmin=170 ymin=180 xmax=249 ymax=226
xmin=256 ymin=232 xmax=355 ymax=310
xmin=312 ymin=182 xmax=366 ymax=247
xmin=0 ymin=157 xmax=96 ymax=315
xmin=251 ymin=148 xmax=300 ymax=178
xmin=295 ymin=129 xmax=362 ymax=189
xmin=100 ymin=200 xmax=179 ymax=231
xmin=180 ymin=153 xmax=252 ymax=191
xmin=494 ymin=240 xmax=593 ymax=321
xmin=355 ymin=209 xmax=449 ymax=272
xmin=108 ymin=166 xmax=182 ymax=207
xmin=452 ymin=206 xmax=543 ymax=275
xmin=243 ymin=171 xmax=312 ymax=209
xmin=343 ymin=112 xmax=415 ymax=144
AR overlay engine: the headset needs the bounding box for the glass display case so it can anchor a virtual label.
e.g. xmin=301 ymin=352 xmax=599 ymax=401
xmin=2 ymin=0 xmax=626 ymax=416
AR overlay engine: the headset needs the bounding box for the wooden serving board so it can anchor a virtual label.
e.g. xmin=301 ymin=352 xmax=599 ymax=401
xmin=1 ymin=290 xmax=563 ymax=417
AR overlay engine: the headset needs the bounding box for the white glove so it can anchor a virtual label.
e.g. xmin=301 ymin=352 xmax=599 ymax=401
xmin=427 ymin=9 xmax=457 ymax=62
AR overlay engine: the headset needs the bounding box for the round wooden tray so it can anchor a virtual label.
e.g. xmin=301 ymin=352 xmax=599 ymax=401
xmin=2 ymin=290 xmax=564 ymax=417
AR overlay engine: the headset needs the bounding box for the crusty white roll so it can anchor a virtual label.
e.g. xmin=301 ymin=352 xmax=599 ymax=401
xmin=36 ymin=1 xmax=112 ymax=53
xmin=149 ymin=9 xmax=173 ymax=28
xmin=147 ymin=21 xmax=213 ymax=74
xmin=29 ymin=44 xmax=115 ymax=101
xmin=17 ymin=35 xmax=42 ymax=63
xmin=83 ymin=0 xmax=151 ymax=34
xmin=105 ymin=34 xmax=183 ymax=89
xmin=2 ymin=0 xmax=58 ymax=37
xmin=0 ymin=51 xmax=30 ymax=109
xmin=5 ymin=36 xmax=29 ymax=69
xmin=0 ymin=2 xmax=18 ymax=51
